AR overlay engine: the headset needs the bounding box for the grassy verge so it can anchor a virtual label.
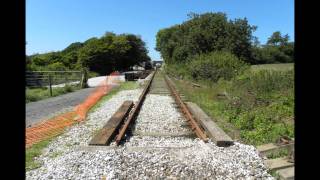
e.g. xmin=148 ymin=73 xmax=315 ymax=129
xmin=170 ymin=65 xmax=294 ymax=146
xmin=266 ymin=148 xmax=290 ymax=159
xmin=26 ymin=138 xmax=55 ymax=171
xmin=26 ymin=85 xmax=82 ymax=103
xmin=268 ymin=170 xmax=281 ymax=179
xmin=88 ymin=81 xmax=139 ymax=113
xmin=251 ymin=63 xmax=293 ymax=71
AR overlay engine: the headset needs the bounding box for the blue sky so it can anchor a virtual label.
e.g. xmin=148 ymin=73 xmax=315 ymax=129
xmin=26 ymin=0 xmax=294 ymax=60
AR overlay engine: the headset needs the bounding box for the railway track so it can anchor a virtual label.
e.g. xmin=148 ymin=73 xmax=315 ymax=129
xmin=89 ymin=70 xmax=211 ymax=146
xmin=27 ymin=69 xmax=274 ymax=179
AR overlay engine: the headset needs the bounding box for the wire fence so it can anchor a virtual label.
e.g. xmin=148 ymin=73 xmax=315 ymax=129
xmin=26 ymin=71 xmax=85 ymax=96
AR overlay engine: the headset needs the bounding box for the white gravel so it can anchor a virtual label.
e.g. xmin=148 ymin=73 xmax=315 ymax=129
xmin=26 ymin=83 xmax=273 ymax=180
xmin=132 ymin=94 xmax=191 ymax=134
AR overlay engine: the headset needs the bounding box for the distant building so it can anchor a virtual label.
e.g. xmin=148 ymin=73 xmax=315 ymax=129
xmin=152 ymin=60 xmax=164 ymax=68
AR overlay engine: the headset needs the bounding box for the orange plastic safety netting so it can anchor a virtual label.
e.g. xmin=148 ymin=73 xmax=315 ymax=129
xmin=26 ymin=72 xmax=122 ymax=148
xmin=74 ymin=71 xmax=122 ymax=121
xmin=26 ymin=111 xmax=78 ymax=148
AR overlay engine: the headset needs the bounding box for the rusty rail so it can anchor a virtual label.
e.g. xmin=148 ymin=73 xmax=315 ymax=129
xmin=115 ymin=70 xmax=156 ymax=145
xmin=89 ymin=101 xmax=134 ymax=146
xmin=164 ymin=75 xmax=208 ymax=142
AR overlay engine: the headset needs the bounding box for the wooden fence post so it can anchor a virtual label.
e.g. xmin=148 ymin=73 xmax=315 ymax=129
xmin=80 ymin=69 xmax=88 ymax=88
xmin=49 ymin=74 xmax=53 ymax=96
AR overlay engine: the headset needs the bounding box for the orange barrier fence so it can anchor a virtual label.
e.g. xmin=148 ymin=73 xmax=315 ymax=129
xmin=74 ymin=71 xmax=121 ymax=121
xmin=26 ymin=71 xmax=121 ymax=148
xmin=26 ymin=111 xmax=78 ymax=148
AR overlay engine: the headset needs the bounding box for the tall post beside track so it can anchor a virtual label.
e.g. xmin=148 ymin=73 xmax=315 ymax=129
xmin=80 ymin=69 xmax=88 ymax=88
xmin=49 ymin=74 xmax=53 ymax=96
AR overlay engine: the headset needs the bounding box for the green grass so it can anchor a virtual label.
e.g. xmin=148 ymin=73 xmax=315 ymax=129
xmin=251 ymin=63 xmax=293 ymax=72
xmin=26 ymin=85 xmax=82 ymax=103
xmin=26 ymin=139 xmax=52 ymax=171
xmin=170 ymin=64 xmax=294 ymax=145
xmin=88 ymin=81 xmax=139 ymax=113
xmin=268 ymin=170 xmax=281 ymax=179
xmin=26 ymin=132 xmax=66 ymax=171
xmin=266 ymin=148 xmax=289 ymax=159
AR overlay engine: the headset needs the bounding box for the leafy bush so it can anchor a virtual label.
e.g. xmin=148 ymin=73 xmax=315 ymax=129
xmin=26 ymin=87 xmax=49 ymax=103
xmin=47 ymin=62 xmax=68 ymax=71
xmin=164 ymin=63 xmax=190 ymax=79
xmin=224 ymin=69 xmax=294 ymax=145
xmin=63 ymin=84 xmax=74 ymax=93
xmin=26 ymin=90 xmax=41 ymax=103
xmin=232 ymin=69 xmax=294 ymax=96
xmin=188 ymin=51 xmax=249 ymax=82
xmin=252 ymin=45 xmax=293 ymax=64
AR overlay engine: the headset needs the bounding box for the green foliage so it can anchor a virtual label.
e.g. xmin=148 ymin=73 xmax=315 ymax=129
xmin=26 ymin=87 xmax=51 ymax=103
xmin=26 ymin=85 xmax=81 ymax=103
xmin=26 ymin=32 xmax=151 ymax=75
xmin=76 ymin=32 xmax=151 ymax=75
xmin=164 ymin=62 xmax=190 ymax=79
xmin=266 ymin=148 xmax=289 ymax=159
xmin=231 ymin=69 xmax=294 ymax=96
xmin=252 ymin=45 xmax=293 ymax=64
xmin=156 ymin=12 xmax=257 ymax=64
xmin=252 ymin=32 xmax=294 ymax=64
xmin=156 ymin=12 xmax=294 ymax=145
xmin=63 ymin=84 xmax=74 ymax=93
xmin=224 ymin=69 xmax=294 ymax=145
xmin=26 ymin=139 xmax=52 ymax=171
xmin=156 ymin=12 xmax=294 ymax=66
xmin=62 ymin=42 xmax=83 ymax=53
xmin=171 ymin=66 xmax=294 ymax=145
xmin=267 ymin=31 xmax=290 ymax=46
xmin=47 ymin=62 xmax=68 ymax=71
xmin=188 ymin=51 xmax=249 ymax=82
xmin=251 ymin=63 xmax=293 ymax=71
xmin=164 ymin=51 xmax=249 ymax=84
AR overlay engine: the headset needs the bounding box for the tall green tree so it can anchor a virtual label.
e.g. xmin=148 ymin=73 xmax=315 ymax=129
xmin=267 ymin=31 xmax=290 ymax=46
xmin=252 ymin=31 xmax=294 ymax=64
xmin=26 ymin=32 xmax=151 ymax=74
xmin=78 ymin=33 xmax=150 ymax=75
xmin=156 ymin=12 xmax=257 ymax=64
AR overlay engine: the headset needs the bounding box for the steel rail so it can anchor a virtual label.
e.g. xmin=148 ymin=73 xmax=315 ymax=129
xmin=164 ymin=75 xmax=208 ymax=142
xmin=115 ymin=70 xmax=156 ymax=145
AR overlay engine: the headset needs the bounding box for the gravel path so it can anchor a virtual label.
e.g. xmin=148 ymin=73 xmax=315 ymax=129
xmin=26 ymin=82 xmax=273 ymax=179
xmin=26 ymin=87 xmax=95 ymax=127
